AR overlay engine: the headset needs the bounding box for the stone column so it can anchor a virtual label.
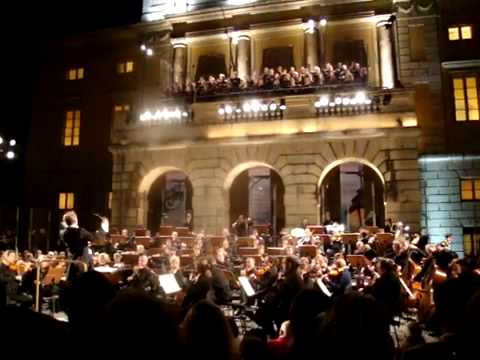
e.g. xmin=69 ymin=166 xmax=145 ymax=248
xmin=172 ymin=40 xmax=187 ymax=89
xmin=377 ymin=21 xmax=395 ymax=89
xmin=318 ymin=21 xmax=327 ymax=66
xmin=304 ymin=25 xmax=319 ymax=68
xmin=236 ymin=35 xmax=251 ymax=81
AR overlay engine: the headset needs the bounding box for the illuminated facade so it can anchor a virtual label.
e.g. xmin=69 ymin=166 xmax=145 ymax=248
xmin=27 ymin=0 xmax=480 ymax=255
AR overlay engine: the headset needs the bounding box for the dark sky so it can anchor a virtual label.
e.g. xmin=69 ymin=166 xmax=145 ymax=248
xmin=1 ymin=0 xmax=142 ymax=137
xmin=0 ymin=1 xmax=142 ymax=204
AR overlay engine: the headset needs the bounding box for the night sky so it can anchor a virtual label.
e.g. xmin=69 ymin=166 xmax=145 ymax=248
xmin=0 ymin=1 xmax=142 ymax=205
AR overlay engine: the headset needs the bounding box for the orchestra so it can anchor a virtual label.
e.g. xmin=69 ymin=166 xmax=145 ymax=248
xmin=1 ymin=210 xmax=479 ymax=343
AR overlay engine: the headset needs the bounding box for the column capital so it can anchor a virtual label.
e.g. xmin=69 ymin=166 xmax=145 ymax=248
xmin=171 ymin=37 xmax=187 ymax=48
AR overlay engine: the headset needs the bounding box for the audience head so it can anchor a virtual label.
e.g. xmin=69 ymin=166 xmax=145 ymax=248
xmin=181 ymin=300 xmax=234 ymax=360
xmin=63 ymin=211 xmax=78 ymax=227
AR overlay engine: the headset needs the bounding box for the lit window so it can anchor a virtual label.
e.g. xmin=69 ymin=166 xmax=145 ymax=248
xmin=108 ymin=192 xmax=113 ymax=209
xmin=453 ymin=76 xmax=479 ymax=121
xmin=64 ymin=110 xmax=81 ymax=146
xmin=449 ymin=25 xmax=473 ymax=41
xmin=117 ymin=61 xmax=134 ymax=74
xmin=461 ymin=179 xmax=480 ymax=201
xmin=463 ymin=227 xmax=480 ymax=256
xmin=461 ymin=26 xmax=472 ymax=39
xmin=66 ymin=67 xmax=84 ymax=80
xmin=114 ymin=104 xmax=131 ymax=112
xmin=59 ymin=193 xmax=75 ymax=210
xmin=448 ymin=27 xmax=460 ymax=41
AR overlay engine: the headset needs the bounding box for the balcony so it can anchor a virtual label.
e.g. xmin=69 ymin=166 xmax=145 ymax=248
xmin=111 ymin=84 xmax=416 ymax=146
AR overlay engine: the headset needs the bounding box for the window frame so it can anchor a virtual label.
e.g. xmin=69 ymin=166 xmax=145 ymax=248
xmin=463 ymin=227 xmax=480 ymax=257
xmin=63 ymin=110 xmax=81 ymax=147
xmin=448 ymin=25 xmax=473 ymax=41
xmin=58 ymin=192 xmax=75 ymax=210
xmin=460 ymin=178 xmax=480 ymax=201
xmin=451 ymin=73 xmax=480 ymax=122
xmin=66 ymin=67 xmax=85 ymax=80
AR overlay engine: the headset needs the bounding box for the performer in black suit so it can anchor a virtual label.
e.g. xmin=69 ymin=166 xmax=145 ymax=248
xmin=62 ymin=211 xmax=93 ymax=272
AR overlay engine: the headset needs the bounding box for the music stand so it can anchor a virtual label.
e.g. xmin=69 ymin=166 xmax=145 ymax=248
xmin=347 ymin=255 xmax=371 ymax=269
xmin=237 ymin=237 xmax=255 ymax=247
xmin=176 ymin=227 xmax=190 ymax=236
xmin=159 ymin=274 xmax=182 ymax=295
xmin=267 ymin=247 xmax=287 ymax=256
xmin=299 ymin=245 xmax=317 ymax=258
xmin=238 ymin=247 xmax=259 ymax=257
xmin=238 ymin=276 xmax=256 ymax=297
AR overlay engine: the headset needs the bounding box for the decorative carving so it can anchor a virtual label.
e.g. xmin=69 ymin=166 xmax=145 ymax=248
xmin=393 ymin=0 xmax=437 ymax=17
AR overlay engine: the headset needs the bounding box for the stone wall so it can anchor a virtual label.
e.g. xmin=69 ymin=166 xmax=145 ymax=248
xmin=420 ymin=155 xmax=480 ymax=256
xmin=111 ymin=128 xmax=421 ymax=235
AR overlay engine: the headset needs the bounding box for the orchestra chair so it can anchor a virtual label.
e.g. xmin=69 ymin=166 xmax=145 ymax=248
xmin=147 ymin=248 xmax=164 ymax=256
xmin=159 ymin=226 xmax=174 ymax=236
xmin=122 ymin=253 xmax=139 ymax=266
xmin=238 ymin=247 xmax=260 ymax=257
xmin=175 ymin=227 xmax=190 ymax=236
xmin=267 ymin=247 xmax=287 ymax=256
xmin=209 ymin=236 xmax=225 ymax=249
xmin=307 ymin=225 xmax=325 ymax=235
xmin=298 ymin=245 xmax=317 ymax=259
xmin=135 ymin=227 xmax=147 ymax=237
xmin=135 ymin=236 xmax=152 ymax=249
xmin=111 ymin=235 xmax=128 ymax=247
xmin=237 ymin=237 xmax=256 ymax=248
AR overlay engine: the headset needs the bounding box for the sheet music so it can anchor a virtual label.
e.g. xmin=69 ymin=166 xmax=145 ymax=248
xmin=239 ymin=276 xmax=256 ymax=297
xmin=159 ymin=274 xmax=182 ymax=295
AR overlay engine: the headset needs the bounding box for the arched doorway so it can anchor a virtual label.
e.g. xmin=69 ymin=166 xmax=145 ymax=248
xmin=229 ymin=166 xmax=285 ymax=236
xmin=318 ymin=161 xmax=384 ymax=231
xmin=147 ymin=170 xmax=193 ymax=232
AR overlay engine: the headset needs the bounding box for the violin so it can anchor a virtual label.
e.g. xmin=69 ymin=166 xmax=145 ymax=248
xmin=255 ymin=264 xmax=272 ymax=277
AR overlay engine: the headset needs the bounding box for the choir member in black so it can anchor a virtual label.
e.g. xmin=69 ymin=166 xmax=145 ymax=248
xmin=127 ymin=254 xmax=160 ymax=294
xmin=366 ymin=258 xmax=402 ymax=320
xmin=183 ymin=211 xmax=194 ymax=232
xmin=169 ymin=255 xmax=188 ymax=290
xmin=232 ymin=214 xmax=252 ymax=237
xmin=63 ymin=211 xmax=93 ymax=273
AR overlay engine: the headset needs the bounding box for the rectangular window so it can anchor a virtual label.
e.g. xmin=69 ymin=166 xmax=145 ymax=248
xmin=66 ymin=67 xmax=84 ymax=80
xmin=108 ymin=192 xmax=113 ymax=209
xmin=114 ymin=104 xmax=131 ymax=112
xmin=463 ymin=227 xmax=480 ymax=257
xmin=409 ymin=25 xmax=426 ymax=61
xmin=453 ymin=76 xmax=479 ymax=122
xmin=461 ymin=178 xmax=480 ymax=201
xmin=449 ymin=25 xmax=473 ymax=41
xmin=64 ymin=110 xmax=81 ymax=146
xmin=117 ymin=61 xmax=134 ymax=74
xmin=58 ymin=193 xmax=75 ymax=210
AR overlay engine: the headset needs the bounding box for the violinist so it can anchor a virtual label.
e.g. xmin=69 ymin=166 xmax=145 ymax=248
xmin=127 ymin=254 xmax=159 ymax=294
xmin=256 ymin=256 xmax=278 ymax=291
xmin=322 ymin=258 xmax=351 ymax=296
xmin=0 ymin=250 xmax=31 ymax=306
xmin=241 ymin=257 xmax=257 ymax=280
xmin=170 ymin=255 xmax=188 ymax=290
